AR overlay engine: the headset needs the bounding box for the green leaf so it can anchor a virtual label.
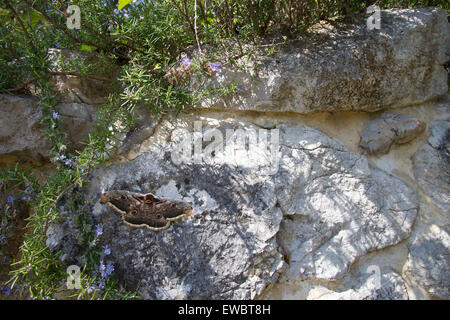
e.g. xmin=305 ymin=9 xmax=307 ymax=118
xmin=118 ymin=0 xmax=134 ymax=11
xmin=80 ymin=44 xmax=96 ymax=51
xmin=21 ymin=10 xmax=44 ymax=27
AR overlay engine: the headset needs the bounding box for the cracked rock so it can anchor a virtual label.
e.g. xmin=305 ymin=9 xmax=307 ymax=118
xmin=412 ymin=120 xmax=450 ymax=212
xmin=359 ymin=113 xmax=425 ymax=155
xmin=47 ymin=114 xmax=419 ymax=299
xmin=406 ymin=225 xmax=450 ymax=299
xmin=275 ymin=123 xmax=418 ymax=281
xmin=308 ymin=269 xmax=409 ymax=300
xmin=196 ymin=8 xmax=448 ymax=113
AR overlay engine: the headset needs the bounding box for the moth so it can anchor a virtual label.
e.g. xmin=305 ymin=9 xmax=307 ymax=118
xmin=100 ymin=190 xmax=194 ymax=231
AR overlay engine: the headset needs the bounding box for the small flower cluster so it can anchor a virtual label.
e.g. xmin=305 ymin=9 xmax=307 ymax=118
xmin=163 ymin=53 xmax=224 ymax=85
xmin=164 ymin=56 xmax=193 ymax=85
xmin=94 ymin=245 xmax=114 ymax=290
xmin=58 ymin=154 xmax=78 ymax=168
xmin=102 ymin=245 xmax=111 ymax=255
xmin=6 ymin=193 xmax=30 ymax=203
xmin=1 ymin=284 xmax=11 ymax=296
xmin=207 ymin=62 xmax=222 ymax=76
xmin=95 ymin=224 xmax=103 ymax=237
xmin=63 ymin=219 xmax=73 ymax=229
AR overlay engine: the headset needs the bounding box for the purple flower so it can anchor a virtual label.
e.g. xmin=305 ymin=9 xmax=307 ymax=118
xmin=99 ymin=259 xmax=114 ymax=279
xmin=180 ymin=57 xmax=192 ymax=69
xmin=7 ymin=194 xmax=14 ymax=203
xmin=94 ymin=280 xmax=105 ymax=290
xmin=63 ymin=220 xmax=73 ymax=228
xmin=209 ymin=62 xmax=222 ymax=73
xmin=95 ymin=224 xmax=103 ymax=237
xmin=102 ymin=245 xmax=111 ymax=255
xmin=104 ymin=261 xmax=114 ymax=278
xmin=60 ymin=155 xmax=77 ymax=167
xmin=237 ymin=85 xmax=242 ymax=91
xmin=99 ymin=259 xmax=105 ymax=273
xmin=52 ymin=111 xmax=59 ymax=119
xmin=78 ymin=167 xmax=87 ymax=175
xmin=2 ymin=285 xmax=11 ymax=296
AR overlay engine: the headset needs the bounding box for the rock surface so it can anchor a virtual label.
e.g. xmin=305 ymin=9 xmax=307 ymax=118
xmin=85 ymin=117 xmax=287 ymax=299
xmin=406 ymin=225 xmax=450 ymax=299
xmin=275 ymin=124 xmax=418 ymax=281
xmin=307 ymin=269 xmax=409 ymax=300
xmin=0 ymin=94 xmax=99 ymax=163
xmin=49 ymin=115 xmax=419 ymax=298
xmin=0 ymin=94 xmax=50 ymax=164
xmin=57 ymin=102 xmax=97 ymax=150
xmin=412 ymin=120 xmax=450 ymax=212
xmin=407 ymin=120 xmax=450 ymax=299
xmin=359 ymin=113 xmax=425 ymax=155
xmin=196 ymin=8 xmax=449 ymax=114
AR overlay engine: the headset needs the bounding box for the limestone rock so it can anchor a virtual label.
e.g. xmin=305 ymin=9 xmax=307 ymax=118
xmin=57 ymin=102 xmax=98 ymax=150
xmin=46 ymin=114 xmax=420 ymax=299
xmin=196 ymin=8 xmax=448 ymax=114
xmin=406 ymin=225 xmax=450 ymax=299
xmin=45 ymin=220 xmax=82 ymax=266
xmin=359 ymin=113 xmax=425 ymax=155
xmin=275 ymin=124 xmax=418 ymax=281
xmin=0 ymin=94 xmax=99 ymax=163
xmin=0 ymin=94 xmax=50 ymax=164
xmin=308 ymin=269 xmax=408 ymax=300
xmin=412 ymin=120 xmax=450 ymax=212
xmin=408 ymin=121 xmax=450 ymax=299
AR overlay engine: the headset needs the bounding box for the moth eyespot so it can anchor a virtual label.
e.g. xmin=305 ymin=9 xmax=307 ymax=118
xmin=156 ymin=214 xmax=161 ymax=219
xmin=121 ymin=195 xmax=127 ymax=200
xmin=131 ymin=210 xmax=137 ymax=215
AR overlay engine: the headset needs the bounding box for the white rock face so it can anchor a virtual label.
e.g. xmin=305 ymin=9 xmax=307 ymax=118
xmin=412 ymin=120 xmax=450 ymax=213
xmin=84 ymin=118 xmax=287 ymax=299
xmin=406 ymin=225 xmax=450 ymax=299
xmin=407 ymin=120 xmax=450 ymax=299
xmin=196 ymin=8 xmax=448 ymax=114
xmin=275 ymin=124 xmax=418 ymax=281
xmin=44 ymin=115 xmax=416 ymax=299
xmin=308 ymin=269 xmax=409 ymax=300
